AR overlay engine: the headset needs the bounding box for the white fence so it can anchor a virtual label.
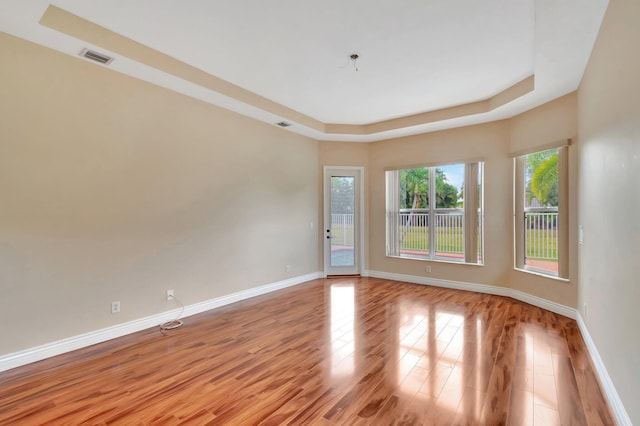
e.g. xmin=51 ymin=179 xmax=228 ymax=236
xmin=338 ymin=208 xmax=558 ymax=261
xmin=398 ymin=209 xmax=464 ymax=255
xmin=524 ymin=209 xmax=558 ymax=260
xmin=331 ymin=213 xmax=354 ymax=246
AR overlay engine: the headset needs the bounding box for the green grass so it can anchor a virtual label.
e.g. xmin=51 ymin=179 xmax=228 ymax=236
xmin=525 ymin=228 xmax=558 ymax=260
xmin=398 ymin=226 xmax=558 ymax=261
xmin=399 ymin=226 xmax=463 ymax=253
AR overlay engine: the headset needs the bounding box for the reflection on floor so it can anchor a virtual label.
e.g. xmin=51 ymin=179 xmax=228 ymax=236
xmin=0 ymin=277 xmax=613 ymax=425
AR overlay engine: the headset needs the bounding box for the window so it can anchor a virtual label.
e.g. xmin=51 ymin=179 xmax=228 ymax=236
xmin=386 ymin=162 xmax=483 ymax=264
xmin=514 ymin=145 xmax=568 ymax=278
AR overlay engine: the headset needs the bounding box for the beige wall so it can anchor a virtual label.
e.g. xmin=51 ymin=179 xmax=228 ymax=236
xmin=577 ymin=0 xmax=640 ymax=422
xmin=508 ymin=93 xmax=579 ymax=307
xmin=368 ymin=122 xmax=513 ymax=287
xmin=322 ymin=94 xmax=577 ymax=308
xmin=509 ymin=92 xmax=577 ymax=153
xmin=0 ymin=33 xmax=319 ymax=354
xmin=364 ymin=94 xmax=578 ymax=308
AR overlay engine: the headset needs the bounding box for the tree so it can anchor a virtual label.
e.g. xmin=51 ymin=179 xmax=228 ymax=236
xmin=435 ymin=169 xmax=459 ymax=208
xmin=400 ymin=168 xmax=429 ymax=209
xmin=330 ymin=177 xmax=354 ymax=214
xmin=399 ymin=168 xmax=458 ymax=209
xmin=526 ymin=149 xmax=558 ymax=207
xmin=531 ymin=155 xmax=558 ymax=206
xmin=397 ymin=167 xmax=459 ymax=245
xmin=457 ymin=183 xmax=464 ymax=208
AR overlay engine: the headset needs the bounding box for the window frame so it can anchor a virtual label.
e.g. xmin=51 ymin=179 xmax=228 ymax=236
xmin=513 ymin=144 xmax=569 ymax=279
xmin=385 ymin=161 xmax=484 ymax=265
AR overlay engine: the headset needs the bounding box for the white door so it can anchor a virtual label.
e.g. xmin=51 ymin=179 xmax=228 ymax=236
xmin=324 ymin=167 xmax=362 ymax=276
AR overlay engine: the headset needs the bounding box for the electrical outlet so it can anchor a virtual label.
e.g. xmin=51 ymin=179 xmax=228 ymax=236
xmin=111 ymin=301 xmax=120 ymax=314
xmin=285 ymin=265 xmax=291 ymax=273
xmin=425 ymin=265 xmax=432 ymax=273
xmin=167 ymin=289 xmax=174 ymax=301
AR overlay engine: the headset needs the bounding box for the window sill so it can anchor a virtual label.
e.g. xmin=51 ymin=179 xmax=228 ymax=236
xmin=388 ymin=254 xmax=483 ymax=267
xmin=514 ymin=267 xmax=570 ymax=283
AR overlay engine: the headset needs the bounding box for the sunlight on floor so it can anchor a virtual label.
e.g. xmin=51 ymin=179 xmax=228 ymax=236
xmin=330 ymin=283 xmax=355 ymax=377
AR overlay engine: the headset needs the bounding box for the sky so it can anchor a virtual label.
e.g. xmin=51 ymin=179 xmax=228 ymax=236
xmin=438 ymin=164 xmax=464 ymax=192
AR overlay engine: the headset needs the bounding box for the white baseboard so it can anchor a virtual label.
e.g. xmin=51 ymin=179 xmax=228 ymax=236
xmin=0 ymin=272 xmax=322 ymax=373
xmin=365 ymin=270 xmax=575 ymax=319
xmin=576 ymin=313 xmax=632 ymax=426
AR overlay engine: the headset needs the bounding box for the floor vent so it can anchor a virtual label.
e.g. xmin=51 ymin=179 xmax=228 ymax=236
xmin=79 ymin=48 xmax=114 ymax=65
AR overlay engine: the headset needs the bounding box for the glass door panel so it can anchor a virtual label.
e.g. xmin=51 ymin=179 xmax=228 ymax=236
xmin=330 ymin=176 xmax=355 ymax=267
xmin=324 ymin=168 xmax=361 ymax=275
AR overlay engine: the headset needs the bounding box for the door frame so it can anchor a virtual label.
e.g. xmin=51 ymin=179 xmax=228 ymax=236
xmin=323 ymin=166 xmax=365 ymax=276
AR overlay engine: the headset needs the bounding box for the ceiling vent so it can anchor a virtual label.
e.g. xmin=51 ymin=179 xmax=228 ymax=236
xmin=275 ymin=121 xmax=292 ymax=127
xmin=79 ymin=48 xmax=114 ymax=65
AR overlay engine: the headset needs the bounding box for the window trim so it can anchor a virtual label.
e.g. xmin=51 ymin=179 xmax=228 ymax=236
xmin=513 ymin=144 xmax=569 ymax=279
xmin=385 ymin=161 xmax=484 ymax=265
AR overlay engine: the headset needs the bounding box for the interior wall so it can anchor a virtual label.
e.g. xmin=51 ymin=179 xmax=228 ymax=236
xmin=508 ymin=93 xmax=579 ymax=307
xmin=368 ymin=122 xmax=514 ymax=288
xmin=577 ymin=0 xmax=640 ymax=422
xmin=0 ymin=33 xmax=319 ymax=355
xmin=363 ymin=94 xmax=579 ymax=308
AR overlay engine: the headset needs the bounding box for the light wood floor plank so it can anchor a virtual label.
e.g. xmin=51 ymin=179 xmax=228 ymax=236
xmin=0 ymin=278 xmax=615 ymax=425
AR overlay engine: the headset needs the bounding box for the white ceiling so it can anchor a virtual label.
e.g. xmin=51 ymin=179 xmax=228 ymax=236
xmin=0 ymin=0 xmax=609 ymax=142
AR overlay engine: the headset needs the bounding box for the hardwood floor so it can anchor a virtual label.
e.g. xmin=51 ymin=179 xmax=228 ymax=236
xmin=0 ymin=277 xmax=615 ymax=425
